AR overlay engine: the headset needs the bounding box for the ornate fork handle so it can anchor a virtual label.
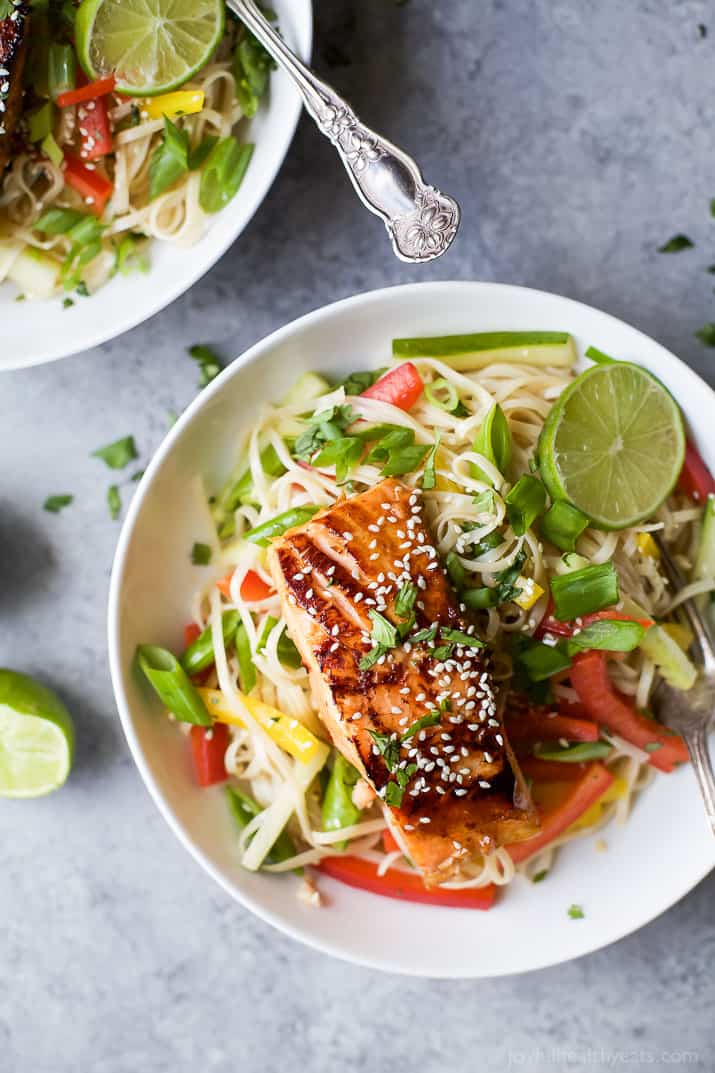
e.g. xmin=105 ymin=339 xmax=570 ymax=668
xmin=226 ymin=0 xmax=461 ymax=263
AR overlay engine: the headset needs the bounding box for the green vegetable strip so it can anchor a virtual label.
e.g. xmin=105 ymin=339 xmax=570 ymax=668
xmin=566 ymin=618 xmax=646 ymax=656
xmin=235 ymin=621 xmax=256 ymax=694
xmin=48 ymin=42 xmax=75 ymax=98
xmin=424 ymin=377 xmax=459 ymax=412
xmin=534 ymin=742 xmax=611 ymax=763
xmin=550 ymin=562 xmax=619 ymax=621
xmin=225 ymin=786 xmax=302 ymax=872
xmin=445 ymin=551 xmax=466 ymax=589
xmin=245 ymin=505 xmax=320 ymax=546
xmin=461 ymin=586 xmax=498 ymax=610
xmin=541 ymin=500 xmax=590 ymax=552
xmin=505 ymin=475 xmax=547 ymax=535
xmin=180 ymin=611 xmax=240 ymax=675
xmin=392 ymin=332 xmax=577 ymax=370
xmin=585 ymin=345 xmax=616 ymax=365
xmin=136 ymin=645 xmax=212 ymax=725
xmin=321 ymin=754 xmax=361 ymax=850
xmin=216 ymin=443 xmax=287 ymax=520
xmin=517 ymin=641 xmax=571 ymax=682
xmin=28 ymin=101 xmax=53 ymax=142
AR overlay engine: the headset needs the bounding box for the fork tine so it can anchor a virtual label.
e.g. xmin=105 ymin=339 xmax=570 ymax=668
xmin=654 ymin=534 xmax=715 ymax=676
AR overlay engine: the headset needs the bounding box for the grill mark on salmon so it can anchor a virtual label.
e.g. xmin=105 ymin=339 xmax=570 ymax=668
xmin=0 ymin=5 xmax=30 ymax=177
xmin=269 ymin=477 xmax=537 ymax=885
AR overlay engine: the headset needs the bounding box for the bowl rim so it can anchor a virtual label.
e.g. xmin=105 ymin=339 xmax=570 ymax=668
xmin=2 ymin=0 xmax=313 ymax=373
xmin=107 ymin=280 xmax=715 ymax=977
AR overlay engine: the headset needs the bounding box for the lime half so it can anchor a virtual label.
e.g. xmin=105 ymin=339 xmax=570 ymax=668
xmin=0 ymin=670 xmax=75 ymax=798
xmin=76 ymin=0 xmax=226 ymax=97
xmin=538 ymin=362 xmax=685 ymax=529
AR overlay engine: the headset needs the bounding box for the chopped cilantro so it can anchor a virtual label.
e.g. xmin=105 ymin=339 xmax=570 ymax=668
xmin=421 ymin=431 xmax=441 ymax=490
xmin=294 ymin=405 xmax=357 ymax=459
xmin=657 ymin=234 xmax=694 ymax=253
xmin=337 ymin=369 xmax=385 ymax=395
xmin=107 ymin=484 xmax=121 ymax=521
xmin=369 ymin=730 xmax=400 ymax=771
xmin=395 ymin=581 xmax=417 ymax=618
xmin=695 ymin=323 xmax=715 ymax=346
xmin=441 ymin=627 xmax=485 ymax=649
xmin=313 ymin=436 xmax=362 ymax=484
xmin=62 ymin=297 xmax=74 ymax=310
xmin=191 ymin=542 xmax=212 ymax=565
xmin=401 ymin=711 xmax=440 ymax=741
xmin=532 ymin=870 xmax=549 ymax=883
xmin=92 ymin=436 xmax=138 ymax=470
xmin=189 ymin=344 xmax=223 ymax=388
xmin=409 ymin=624 xmax=438 ymax=644
xmin=43 ymin=494 xmax=73 ymax=513
xmin=567 ymin=904 xmax=585 ymax=919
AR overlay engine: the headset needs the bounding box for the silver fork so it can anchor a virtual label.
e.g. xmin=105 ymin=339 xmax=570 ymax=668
xmin=652 ymin=536 xmax=715 ymax=834
xmin=226 ymin=0 xmax=461 ymax=263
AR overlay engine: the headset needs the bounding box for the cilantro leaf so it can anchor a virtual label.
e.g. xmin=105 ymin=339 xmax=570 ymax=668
xmin=395 ymin=581 xmax=417 ymax=620
xmin=657 ymin=234 xmax=694 ymax=253
xmin=567 ymin=904 xmax=585 ymax=919
xmin=294 ymin=405 xmax=357 ymax=460
xmin=695 ymin=323 xmax=715 ymax=346
xmin=91 ymin=436 xmax=138 ymax=470
xmin=338 ymin=368 xmax=386 ymax=395
xmin=107 ymin=484 xmax=121 ymax=521
xmin=421 ymin=431 xmax=441 ymax=490
xmin=189 ymin=344 xmax=223 ymax=387
xmin=441 ymin=627 xmax=485 ymax=649
xmin=313 ymin=436 xmax=363 ymax=484
xmin=369 ymin=729 xmax=400 ymax=771
xmin=191 ymin=542 xmax=212 ymax=565
xmin=43 ymin=494 xmax=73 ymax=513
xmin=368 ymin=610 xmax=398 ymax=648
xmin=401 ymin=711 xmax=440 ymax=741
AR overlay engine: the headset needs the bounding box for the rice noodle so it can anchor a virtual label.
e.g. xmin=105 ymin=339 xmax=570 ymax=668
xmin=175 ymin=357 xmax=703 ymax=897
xmin=0 ymin=53 xmax=243 ymax=296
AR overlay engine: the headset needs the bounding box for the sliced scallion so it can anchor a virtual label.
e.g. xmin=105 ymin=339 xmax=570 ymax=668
xmin=541 ymin=499 xmax=590 ymax=552
xmin=504 ymin=474 xmax=547 ymax=535
xmin=550 ymin=562 xmax=619 ymax=621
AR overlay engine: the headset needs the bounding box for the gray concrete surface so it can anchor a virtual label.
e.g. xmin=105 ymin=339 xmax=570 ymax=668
xmin=2 ymin=1 xmax=714 ymax=1069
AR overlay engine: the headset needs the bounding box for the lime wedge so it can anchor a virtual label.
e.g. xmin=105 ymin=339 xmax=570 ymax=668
xmin=76 ymin=0 xmax=225 ymax=97
xmin=538 ymin=362 xmax=685 ymax=530
xmin=0 ymin=670 xmax=75 ymax=798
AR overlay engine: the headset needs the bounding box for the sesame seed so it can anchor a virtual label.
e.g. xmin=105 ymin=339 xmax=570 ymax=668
xmin=418 ymin=816 xmax=431 ymax=824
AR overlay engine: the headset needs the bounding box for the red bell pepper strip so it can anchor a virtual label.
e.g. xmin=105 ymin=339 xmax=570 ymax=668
xmin=318 ymin=855 xmax=496 ymax=909
xmin=217 ymin=569 xmax=274 ymax=602
xmin=63 ymin=154 xmax=113 ymax=216
xmin=570 ymin=650 xmax=689 ymax=772
xmin=184 ymin=622 xmax=202 ymax=648
xmin=505 ymin=705 xmax=600 ymax=744
xmin=77 ymin=96 xmax=112 ymax=160
xmin=677 ymin=440 xmax=715 ymax=503
xmin=507 ymin=761 xmax=615 ymax=863
xmin=361 ymin=362 xmax=424 ymax=410
xmin=536 ymin=606 xmax=654 ymax=640
xmin=382 ymin=829 xmax=401 ymax=854
xmin=190 ymin=721 xmax=229 ymax=787
xmin=56 ymin=75 xmax=116 ymax=108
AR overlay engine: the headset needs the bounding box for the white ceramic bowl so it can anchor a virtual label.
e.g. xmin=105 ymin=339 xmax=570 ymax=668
xmin=1 ymin=0 xmax=312 ymax=372
xmin=108 ymin=282 xmax=715 ymax=977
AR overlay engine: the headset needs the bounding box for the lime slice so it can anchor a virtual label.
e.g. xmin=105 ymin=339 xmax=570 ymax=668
xmin=0 ymin=670 xmax=75 ymax=798
xmin=538 ymin=362 xmax=685 ymax=530
xmin=76 ymin=0 xmax=225 ymax=97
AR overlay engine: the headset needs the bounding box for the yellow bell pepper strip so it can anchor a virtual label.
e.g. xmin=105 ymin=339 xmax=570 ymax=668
xmin=635 ymin=532 xmax=659 ymax=558
xmin=143 ymin=90 xmax=205 ymax=120
xmin=197 ymin=687 xmax=322 ymax=762
xmin=661 ymin=622 xmax=695 ymax=651
xmin=513 ymin=576 xmax=545 ymax=611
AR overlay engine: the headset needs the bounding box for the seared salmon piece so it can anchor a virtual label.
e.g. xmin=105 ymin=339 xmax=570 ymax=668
xmin=269 ymin=477 xmax=537 ymax=886
xmin=0 ymin=4 xmax=30 ymax=176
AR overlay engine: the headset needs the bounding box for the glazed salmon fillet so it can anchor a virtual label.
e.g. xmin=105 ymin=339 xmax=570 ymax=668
xmin=269 ymin=478 xmax=537 ymax=886
xmin=0 ymin=4 xmax=29 ymax=175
